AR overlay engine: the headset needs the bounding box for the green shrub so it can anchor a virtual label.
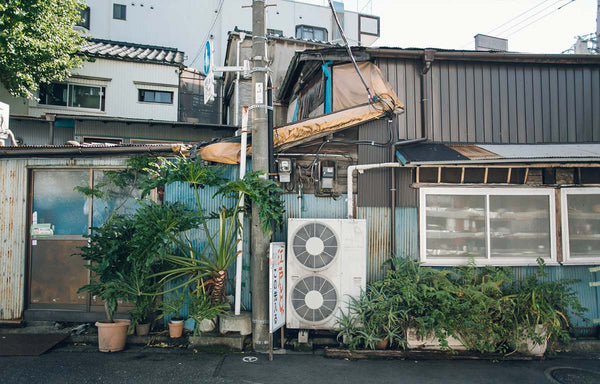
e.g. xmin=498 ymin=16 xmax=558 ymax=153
xmin=336 ymin=257 xmax=585 ymax=354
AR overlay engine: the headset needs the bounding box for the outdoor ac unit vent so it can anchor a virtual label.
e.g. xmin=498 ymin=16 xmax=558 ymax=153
xmin=287 ymin=218 xmax=366 ymax=330
xmin=292 ymin=222 xmax=338 ymax=269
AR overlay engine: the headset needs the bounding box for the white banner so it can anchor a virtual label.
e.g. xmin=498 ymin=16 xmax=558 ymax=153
xmin=269 ymin=242 xmax=286 ymax=333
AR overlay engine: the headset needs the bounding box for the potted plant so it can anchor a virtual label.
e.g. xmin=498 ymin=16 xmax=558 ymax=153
xmin=77 ymin=215 xmax=137 ymax=352
xmin=130 ymin=294 xmax=155 ymax=336
xmin=187 ymin=284 xmax=229 ymax=335
xmin=158 ymin=292 xmax=187 ymax=338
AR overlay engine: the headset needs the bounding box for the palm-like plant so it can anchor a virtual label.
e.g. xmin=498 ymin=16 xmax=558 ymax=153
xmin=144 ymin=156 xmax=285 ymax=304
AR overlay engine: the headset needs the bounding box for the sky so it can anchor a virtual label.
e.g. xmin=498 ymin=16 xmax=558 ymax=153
xmin=303 ymin=0 xmax=598 ymax=54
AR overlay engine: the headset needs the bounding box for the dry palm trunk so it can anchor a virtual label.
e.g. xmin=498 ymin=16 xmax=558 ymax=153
xmin=211 ymin=270 xmax=227 ymax=304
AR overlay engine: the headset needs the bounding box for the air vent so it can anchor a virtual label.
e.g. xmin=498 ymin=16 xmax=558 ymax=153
xmin=292 ymin=222 xmax=338 ymax=269
xmin=291 ymin=276 xmax=338 ymax=323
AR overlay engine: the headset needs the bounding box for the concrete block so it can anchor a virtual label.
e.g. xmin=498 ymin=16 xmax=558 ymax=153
xmin=189 ymin=333 xmax=249 ymax=351
xmin=219 ymin=311 xmax=251 ymax=336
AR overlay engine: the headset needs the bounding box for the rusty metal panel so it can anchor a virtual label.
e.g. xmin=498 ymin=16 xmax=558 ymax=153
xmin=395 ymin=207 xmax=418 ymax=260
xmin=29 ymin=240 xmax=88 ymax=307
xmin=357 ymin=207 xmax=391 ymax=283
xmin=0 ymin=159 xmax=28 ymax=320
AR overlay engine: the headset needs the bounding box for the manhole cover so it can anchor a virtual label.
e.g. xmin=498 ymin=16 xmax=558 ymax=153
xmin=546 ymin=367 xmax=600 ymax=384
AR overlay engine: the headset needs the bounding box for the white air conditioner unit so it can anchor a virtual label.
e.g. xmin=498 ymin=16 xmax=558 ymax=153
xmin=286 ymin=218 xmax=367 ymax=330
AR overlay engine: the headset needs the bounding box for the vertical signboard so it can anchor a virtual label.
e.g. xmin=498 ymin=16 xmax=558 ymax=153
xmin=269 ymin=242 xmax=286 ymax=333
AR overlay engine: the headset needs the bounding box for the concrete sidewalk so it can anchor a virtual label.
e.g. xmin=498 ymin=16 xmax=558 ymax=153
xmin=1 ymin=344 xmax=600 ymax=384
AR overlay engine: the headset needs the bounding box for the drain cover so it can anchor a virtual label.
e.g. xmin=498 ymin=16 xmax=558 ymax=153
xmin=546 ymin=367 xmax=600 ymax=384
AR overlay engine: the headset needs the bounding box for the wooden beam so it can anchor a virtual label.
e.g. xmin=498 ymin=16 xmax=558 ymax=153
xmin=460 ymin=167 xmax=465 ymax=183
xmin=416 ymin=167 xmax=420 ymax=184
xmin=507 ymin=168 xmax=512 ymax=184
xmin=484 ymin=168 xmax=489 ymax=184
xmin=437 ymin=167 xmax=442 ymax=183
xmin=524 ymin=168 xmax=529 ymax=184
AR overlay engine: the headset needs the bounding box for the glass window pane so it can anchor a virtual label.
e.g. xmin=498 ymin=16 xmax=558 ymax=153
xmin=33 ymin=171 xmax=90 ymax=235
xmin=566 ymin=194 xmax=600 ymax=258
xmin=70 ymin=85 xmax=101 ymax=109
xmin=489 ymin=195 xmax=551 ymax=258
xmin=425 ymin=195 xmax=486 ymax=259
xmin=92 ymin=171 xmax=141 ymax=227
xmin=155 ymin=91 xmax=172 ymax=103
xmin=40 ymin=83 xmax=67 ymax=106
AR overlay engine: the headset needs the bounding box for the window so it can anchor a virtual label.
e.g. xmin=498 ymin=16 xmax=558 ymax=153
xmin=561 ymin=188 xmax=600 ymax=264
xmin=39 ymin=83 xmax=106 ymax=111
xmin=295 ymin=25 xmax=327 ymax=41
xmin=77 ymin=6 xmax=90 ymax=29
xmin=419 ymin=187 xmax=556 ymax=266
xmin=113 ymin=3 xmax=126 ymax=20
xmin=138 ymin=89 xmax=173 ymax=104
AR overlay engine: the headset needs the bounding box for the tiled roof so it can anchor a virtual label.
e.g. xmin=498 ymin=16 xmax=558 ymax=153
xmin=80 ymin=39 xmax=185 ymax=66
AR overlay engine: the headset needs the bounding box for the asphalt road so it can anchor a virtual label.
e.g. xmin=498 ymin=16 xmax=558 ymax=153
xmin=0 ymin=345 xmax=599 ymax=384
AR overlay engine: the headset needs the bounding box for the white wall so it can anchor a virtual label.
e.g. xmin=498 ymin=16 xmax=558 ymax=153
xmin=83 ymin=0 xmax=376 ymax=72
xmin=29 ymin=58 xmax=179 ymax=121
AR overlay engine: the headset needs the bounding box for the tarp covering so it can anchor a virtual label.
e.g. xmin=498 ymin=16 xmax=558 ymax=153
xmin=198 ymin=61 xmax=405 ymax=164
xmin=198 ymin=142 xmax=251 ymax=165
xmin=199 ymin=104 xmax=385 ymax=163
xmin=332 ymin=62 xmax=404 ymax=112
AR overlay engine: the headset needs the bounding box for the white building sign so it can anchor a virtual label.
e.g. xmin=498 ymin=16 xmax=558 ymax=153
xmin=269 ymin=242 xmax=286 ymax=333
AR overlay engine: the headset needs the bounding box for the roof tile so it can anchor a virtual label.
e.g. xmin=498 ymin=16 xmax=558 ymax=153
xmin=81 ymin=39 xmax=184 ymax=66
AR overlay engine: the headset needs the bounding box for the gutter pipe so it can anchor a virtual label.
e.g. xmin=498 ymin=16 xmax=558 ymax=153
xmin=234 ymin=106 xmax=249 ymax=316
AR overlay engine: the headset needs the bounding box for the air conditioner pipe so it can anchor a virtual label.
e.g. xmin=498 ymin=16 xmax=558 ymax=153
xmin=347 ymin=138 xmax=427 ymax=219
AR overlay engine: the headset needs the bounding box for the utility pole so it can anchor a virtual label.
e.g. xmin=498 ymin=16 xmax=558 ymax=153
xmin=250 ymin=0 xmax=270 ymax=353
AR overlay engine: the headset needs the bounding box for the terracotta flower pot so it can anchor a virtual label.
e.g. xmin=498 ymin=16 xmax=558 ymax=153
xmin=95 ymin=319 xmax=131 ymax=352
xmin=135 ymin=323 xmax=151 ymax=336
xmin=168 ymin=320 xmax=184 ymax=338
xmin=375 ymin=338 xmax=389 ymax=350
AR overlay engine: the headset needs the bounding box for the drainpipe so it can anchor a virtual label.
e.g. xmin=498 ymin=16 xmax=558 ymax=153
xmin=234 ymin=106 xmax=249 ymax=316
xmin=348 ymin=138 xmax=427 ymax=219
xmin=389 ymin=119 xmax=397 ymax=258
xmin=421 ymin=49 xmax=435 ymax=140
xmin=234 ymin=33 xmax=246 ymax=126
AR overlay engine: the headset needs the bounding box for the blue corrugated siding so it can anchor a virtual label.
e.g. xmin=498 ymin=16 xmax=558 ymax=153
xmin=163 ymin=164 xmax=251 ymax=317
xmin=395 ymin=207 xmax=418 ymax=260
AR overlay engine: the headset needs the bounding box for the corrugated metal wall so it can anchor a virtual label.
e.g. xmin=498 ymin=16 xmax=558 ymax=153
xmin=75 ymin=120 xmax=234 ymax=144
xmin=0 ymin=156 xmax=130 ymax=320
xmin=377 ymin=58 xmax=423 ymax=140
xmin=357 ymin=118 xmax=393 ymax=207
xmin=376 ymin=57 xmax=600 ymax=143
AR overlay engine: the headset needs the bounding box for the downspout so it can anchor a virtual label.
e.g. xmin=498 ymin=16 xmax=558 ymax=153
xmin=420 ymin=49 xmax=435 ymax=140
xmin=389 ymin=118 xmax=397 ymax=258
xmin=234 ymin=106 xmax=249 ymax=316
xmin=322 ymin=61 xmax=333 ymax=114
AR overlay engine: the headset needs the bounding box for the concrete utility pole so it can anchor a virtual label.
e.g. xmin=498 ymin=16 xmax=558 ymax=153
xmin=250 ymin=0 xmax=270 ymax=353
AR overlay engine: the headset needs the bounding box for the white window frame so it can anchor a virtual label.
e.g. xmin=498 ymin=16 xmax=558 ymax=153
xmin=419 ymin=187 xmax=557 ymax=266
xmin=560 ymin=187 xmax=600 ymax=265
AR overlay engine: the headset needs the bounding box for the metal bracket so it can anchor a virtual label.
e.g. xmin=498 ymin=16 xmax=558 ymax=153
xmin=248 ymin=104 xmax=273 ymax=111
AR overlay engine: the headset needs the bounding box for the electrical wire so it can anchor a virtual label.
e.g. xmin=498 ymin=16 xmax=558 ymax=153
xmin=326 ymin=0 xmax=373 ymax=101
xmin=503 ymin=0 xmax=576 ymax=38
xmin=485 ymin=0 xmax=553 ymax=36
xmin=189 ymin=0 xmax=225 ymax=69
xmin=495 ymin=0 xmax=574 ymax=38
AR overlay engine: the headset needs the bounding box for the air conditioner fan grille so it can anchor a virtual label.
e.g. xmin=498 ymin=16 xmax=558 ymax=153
xmin=291 ymin=275 xmax=338 ymax=323
xmin=292 ymin=222 xmax=338 ymax=269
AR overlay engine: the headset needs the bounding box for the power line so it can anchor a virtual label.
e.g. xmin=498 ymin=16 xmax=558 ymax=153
xmin=486 ymin=0 xmax=553 ymax=35
xmin=503 ymin=0 xmax=576 ymax=38
xmin=496 ymin=0 xmax=573 ymax=37
xmin=189 ymin=0 xmax=225 ymax=70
